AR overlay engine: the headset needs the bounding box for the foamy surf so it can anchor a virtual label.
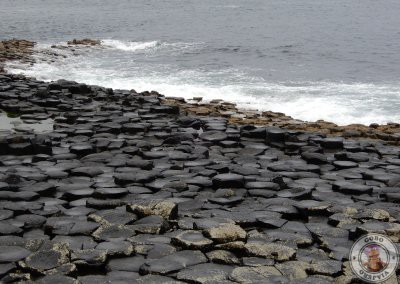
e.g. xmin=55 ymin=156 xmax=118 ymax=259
xmin=101 ymin=39 xmax=160 ymax=52
xmin=5 ymin=41 xmax=400 ymax=126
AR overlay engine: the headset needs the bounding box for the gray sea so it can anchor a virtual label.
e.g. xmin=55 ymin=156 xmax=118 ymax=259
xmin=1 ymin=0 xmax=400 ymax=125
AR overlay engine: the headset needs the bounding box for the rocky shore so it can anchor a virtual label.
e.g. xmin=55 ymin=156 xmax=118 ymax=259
xmin=0 ymin=72 xmax=399 ymax=283
xmin=1 ymin=39 xmax=400 ymax=143
xmin=0 ymin=40 xmax=36 ymax=73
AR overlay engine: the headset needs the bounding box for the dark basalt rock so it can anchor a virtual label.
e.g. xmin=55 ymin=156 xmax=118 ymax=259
xmin=106 ymin=255 xmax=145 ymax=272
xmin=200 ymin=131 xmax=228 ymax=142
xmin=0 ymin=245 xmax=31 ymax=262
xmin=114 ymin=171 xmax=157 ymax=185
xmin=212 ymin=173 xmax=244 ymax=189
xmin=176 ymin=263 xmax=233 ymax=283
xmin=171 ymin=230 xmax=213 ymax=250
xmin=20 ymin=243 xmax=70 ymax=273
xmin=140 ymin=250 xmax=207 ymax=275
xmin=0 ymin=74 xmax=399 ymax=282
xmin=332 ymin=181 xmax=372 ymax=195
xmin=301 ymin=152 xmax=328 ymax=164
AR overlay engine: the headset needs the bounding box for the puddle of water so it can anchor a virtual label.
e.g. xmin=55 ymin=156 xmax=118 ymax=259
xmin=0 ymin=112 xmax=54 ymax=133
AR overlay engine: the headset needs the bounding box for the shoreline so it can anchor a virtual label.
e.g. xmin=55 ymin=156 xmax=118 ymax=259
xmin=1 ymin=39 xmax=399 ymax=145
xmin=0 ymin=69 xmax=399 ymax=282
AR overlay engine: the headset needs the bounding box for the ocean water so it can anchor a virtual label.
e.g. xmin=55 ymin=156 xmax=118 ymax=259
xmin=1 ymin=0 xmax=400 ymax=125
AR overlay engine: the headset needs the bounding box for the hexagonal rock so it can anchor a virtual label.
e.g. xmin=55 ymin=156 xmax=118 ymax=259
xmin=92 ymin=224 xmax=135 ymax=241
xmin=199 ymin=131 xmax=228 ymax=142
xmin=206 ymin=250 xmax=240 ymax=265
xmin=245 ymin=241 xmax=296 ymax=261
xmin=274 ymin=261 xmax=309 ymax=280
xmin=204 ymin=223 xmax=246 ymax=244
xmin=19 ymin=243 xmax=70 ymax=273
xmin=131 ymin=215 xmax=169 ymax=234
xmin=36 ymin=275 xmax=79 ymax=284
xmin=114 ymin=171 xmax=157 ymax=185
xmin=230 ymin=266 xmax=282 ymax=283
xmin=212 ymin=173 xmax=244 ymax=189
xmin=136 ymin=275 xmax=186 ymax=284
xmin=68 ymin=249 xmax=104 ymax=268
xmin=96 ymin=241 xmax=134 ymax=257
xmin=171 ymin=230 xmax=213 ymax=250
xmin=106 ymin=255 xmax=145 ymax=272
xmin=88 ymin=210 xmax=137 ymax=226
xmin=176 ymin=263 xmax=233 ymax=283
xmin=140 ymin=250 xmax=207 ymax=275
xmin=320 ymin=137 xmax=343 ymax=149
xmin=309 ymin=260 xmax=343 ymax=276
xmin=70 ymin=167 xmax=104 ymax=177
xmin=0 ymin=246 xmax=31 ymax=262
xmin=127 ymin=200 xmax=178 ymax=220
xmin=0 ymin=221 xmax=23 ymax=235
xmin=301 ymin=152 xmax=328 ymax=165
xmin=332 ymin=181 xmax=372 ymax=195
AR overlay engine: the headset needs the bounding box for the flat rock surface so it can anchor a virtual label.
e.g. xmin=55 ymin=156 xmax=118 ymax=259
xmin=0 ymin=74 xmax=399 ymax=282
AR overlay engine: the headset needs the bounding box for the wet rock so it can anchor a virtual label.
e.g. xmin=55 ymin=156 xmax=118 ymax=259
xmin=67 ymin=39 xmax=101 ymax=46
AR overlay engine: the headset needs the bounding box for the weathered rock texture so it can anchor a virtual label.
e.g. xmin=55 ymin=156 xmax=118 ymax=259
xmin=0 ymin=67 xmax=399 ymax=282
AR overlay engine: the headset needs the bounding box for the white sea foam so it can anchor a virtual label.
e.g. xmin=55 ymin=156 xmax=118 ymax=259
xmin=5 ymin=44 xmax=400 ymax=126
xmin=101 ymin=39 xmax=159 ymax=52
